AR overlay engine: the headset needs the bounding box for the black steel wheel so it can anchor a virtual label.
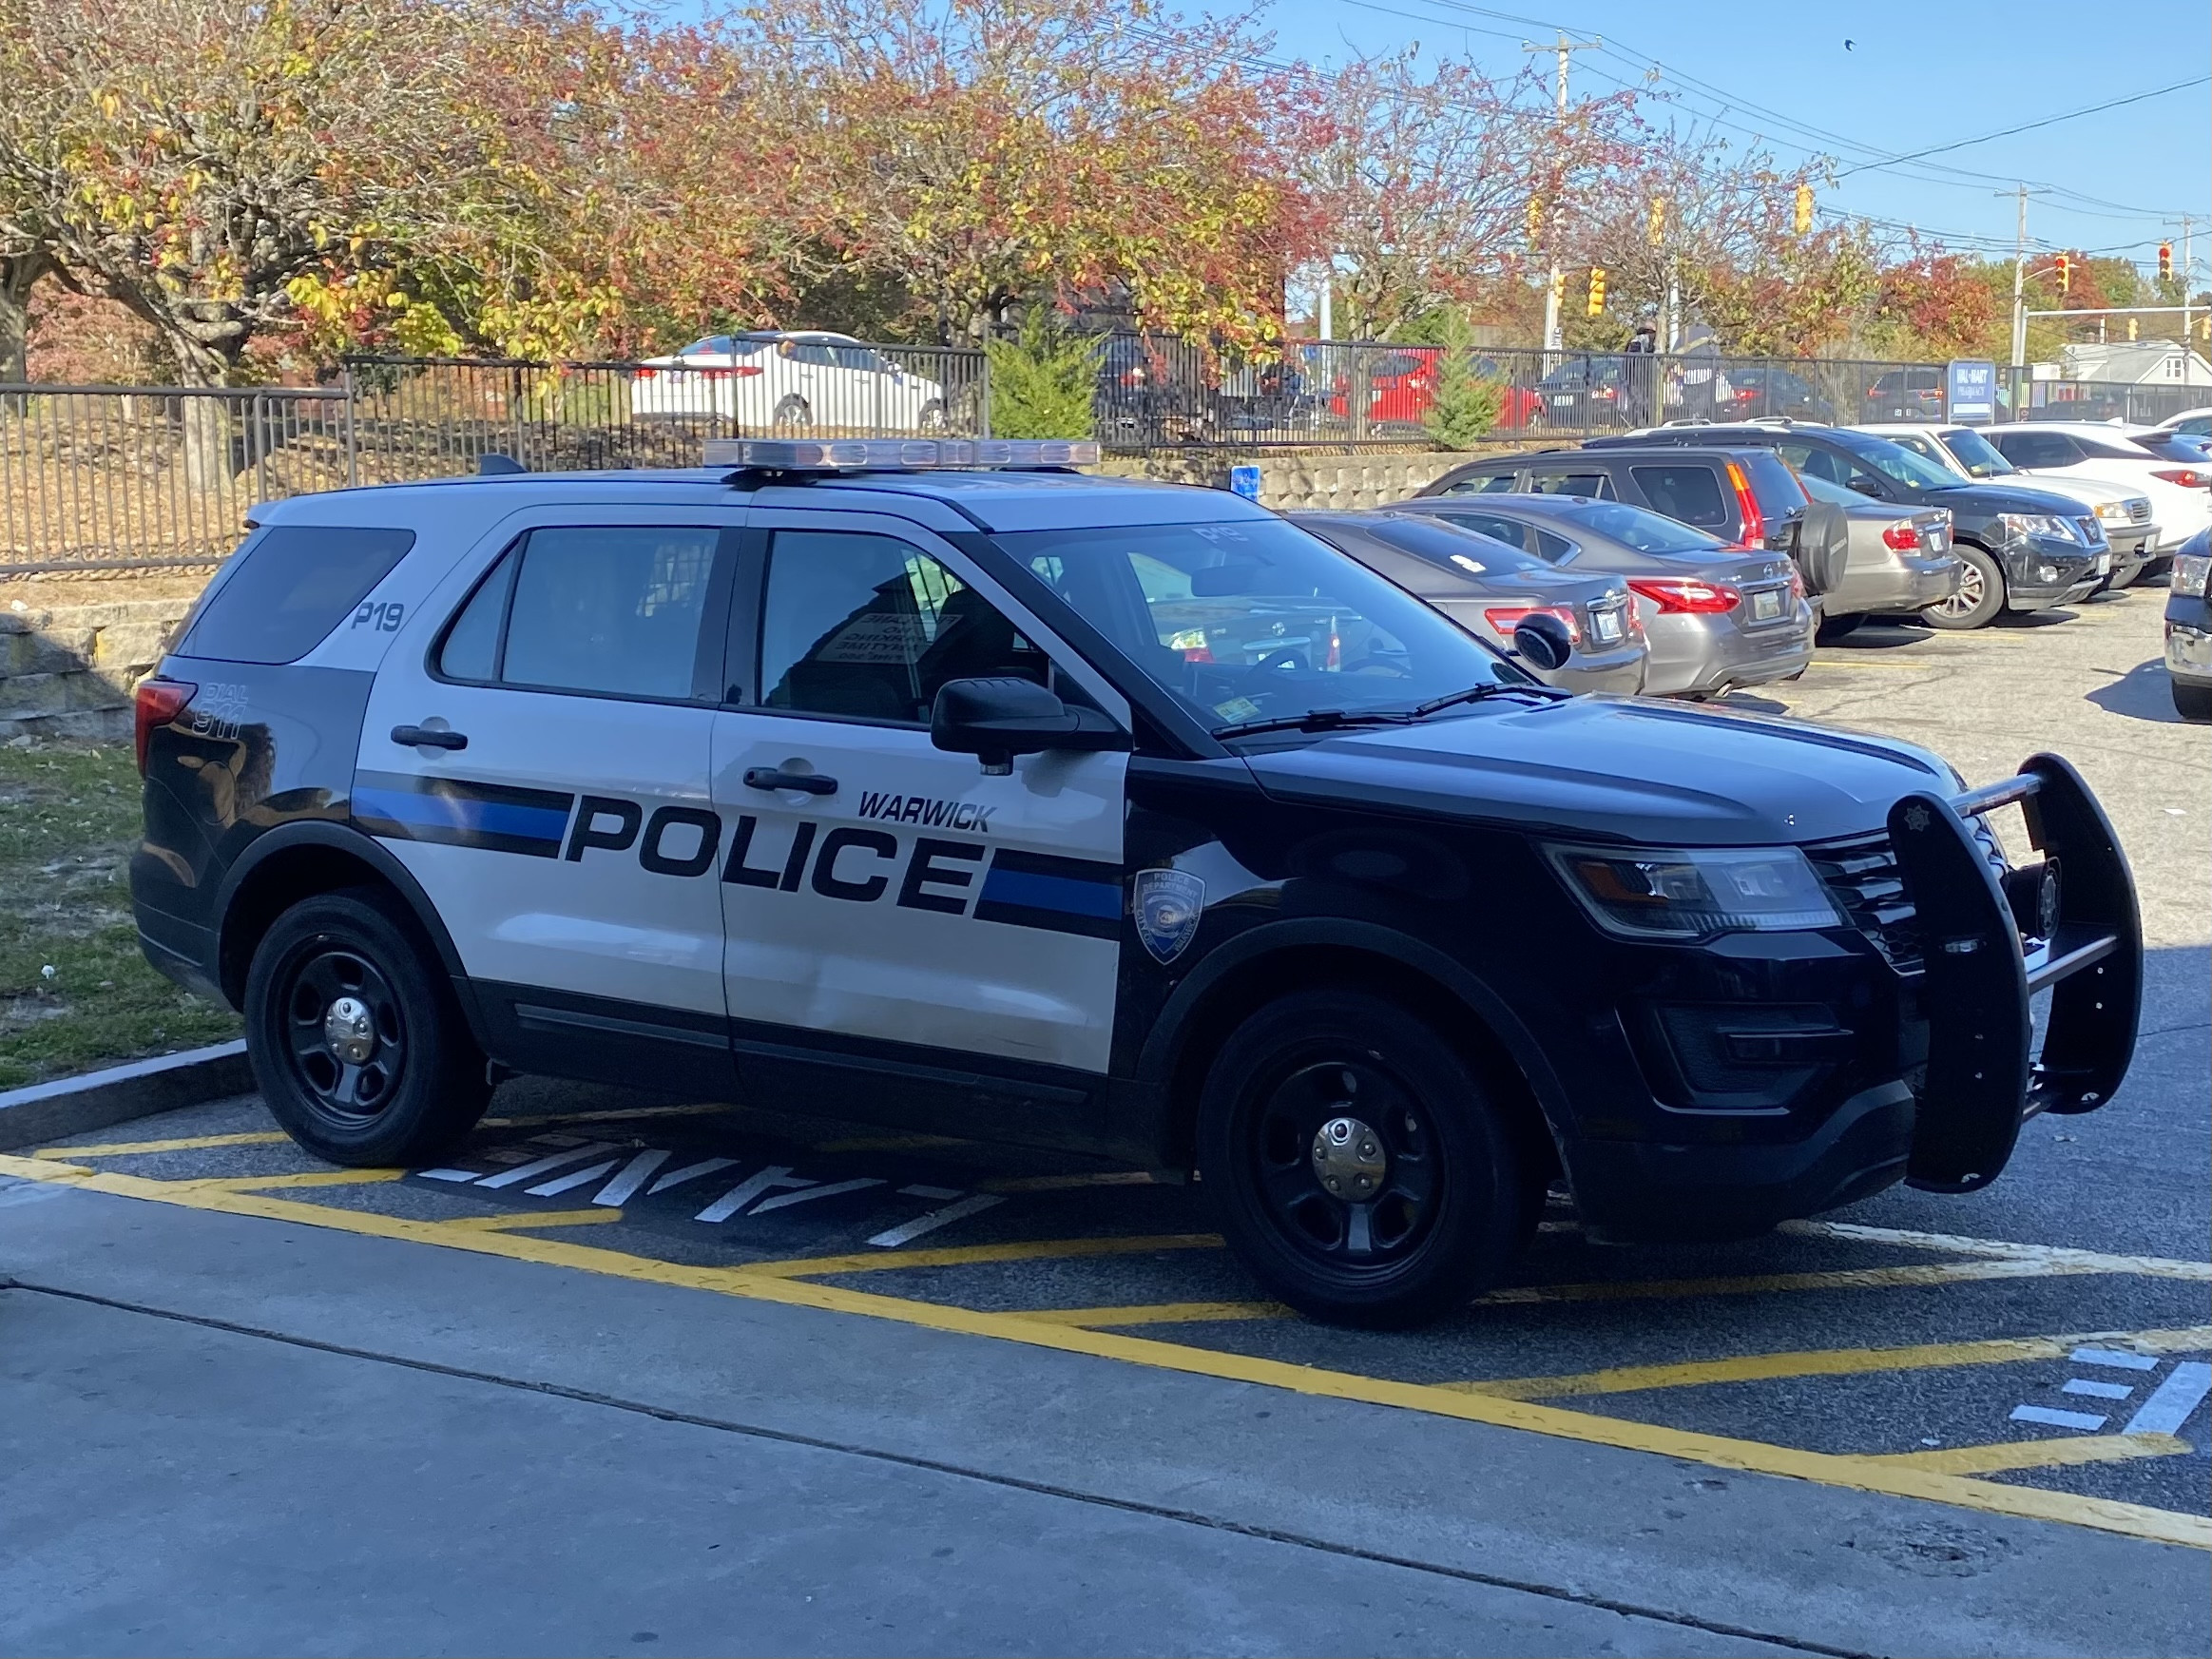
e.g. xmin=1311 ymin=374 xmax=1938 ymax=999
xmin=245 ymin=888 xmax=489 ymax=1166
xmin=1198 ymin=990 xmax=1528 ymax=1327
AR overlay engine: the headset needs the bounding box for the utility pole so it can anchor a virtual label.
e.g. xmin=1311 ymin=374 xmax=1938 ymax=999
xmin=2009 ymin=184 xmax=2029 ymax=370
xmin=1525 ymin=32 xmax=1601 ymax=354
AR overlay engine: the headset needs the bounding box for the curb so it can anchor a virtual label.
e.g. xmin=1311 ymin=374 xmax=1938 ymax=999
xmin=0 ymin=1040 xmax=255 ymax=1151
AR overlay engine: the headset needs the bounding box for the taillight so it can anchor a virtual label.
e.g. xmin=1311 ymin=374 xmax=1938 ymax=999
xmin=632 ymin=366 xmax=658 ymax=379
xmin=1628 ymin=577 xmax=1741 ymax=614
xmin=733 ymin=364 xmax=762 ymax=377
xmin=2152 ymin=468 xmax=2208 ymax=487
xmin=1881 ymin=522 xmax=1923 ymax=550
xmin=134 ymin=677 xmax=195 ymax=774
xmin=1484 ymin=604 xmax=1582 ymax=644
xmin=1725 ymin=459 xmax=1766 ymax=547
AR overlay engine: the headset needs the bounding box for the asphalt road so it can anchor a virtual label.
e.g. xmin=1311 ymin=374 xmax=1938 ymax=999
xmin=2 ymin=585 xmax=2206 ymax=1656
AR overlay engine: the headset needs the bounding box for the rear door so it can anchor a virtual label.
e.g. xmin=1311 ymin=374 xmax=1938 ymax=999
xmin=711 ymin=510 xmax=1130 ymax=1099
xmin=358 ymin=507 xmax=742 ymax=1088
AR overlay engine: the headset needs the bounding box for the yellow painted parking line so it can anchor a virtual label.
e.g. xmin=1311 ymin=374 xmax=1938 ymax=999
xmin=985 ymin=1170 xmax=1163 ymax=1193
xmin=186 ymin=1170 xmax=405 ymax=1193
xmin=1873 ymin=1433 xmax=2192 ymax=1476
xmin=435 ymin=1208 xmax=626 ymax=1233
xmin=0 ymin=1154 xmax=2202 ymax=1552
xmin=1453 ymin=1325 xmax=2212 ymax=1400
xmin=1479 ymin=1256 xmax=2114 ymax=1304
xmin=1785 ymin=1220 xmax=2212 ymax=1283
xmin=1019 ymin=1300 xmax=1291 ymax=1327
xmin=743 ymin=1232 xmax=1226 ymax=1279
xmin=35 ymin=1130 xmax=290 ymax=1159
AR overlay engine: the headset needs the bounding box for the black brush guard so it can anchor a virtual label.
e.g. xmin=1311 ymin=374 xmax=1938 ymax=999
xmin=1887 ymin=753 xmax=2142 ymax=1193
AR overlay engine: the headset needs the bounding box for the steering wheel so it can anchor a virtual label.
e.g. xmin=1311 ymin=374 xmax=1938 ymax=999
xmin=1340 ymin=653 xmax=1414 ymax=677
xmin=1252 ymin=647 xmax=1306 ymax=673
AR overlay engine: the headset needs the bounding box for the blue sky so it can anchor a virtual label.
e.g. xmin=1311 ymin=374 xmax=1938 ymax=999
xmin=1260 ymin=0 xmax=2212 ymax=282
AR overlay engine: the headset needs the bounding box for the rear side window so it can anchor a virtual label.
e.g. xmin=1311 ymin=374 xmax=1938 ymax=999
xmin=1437 ymin=470 xmax=1522 ymax=495
xmin=437 ymin=526 xmax=722 ymax=701
xmin=180 ymin=526 xmax=415 ymax=665
xmin=1993 ymin=431 xmax=2078 ymax=468
xmin=1528 ymin=471 xmax=1614 ymax=499
xmin=1629 ymin=465 xmax=1730 ymax=528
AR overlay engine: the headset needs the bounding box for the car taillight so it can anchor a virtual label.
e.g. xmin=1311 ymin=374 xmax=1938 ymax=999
xmin=134 ymin=678 xmax=195 ymax=774
xmin=1881 ymin=523 xmax=1923 ymax=550
xmin=2152 ymin=468 xmax=2208 ymax=487
xmin=701 ymin=368 xmax=730 ymax=380
xmin=733 ymin=364 xmax=762 ymax=377
xmin=1628 ymin=577 xmax=1741 ymax=614
xmin=1725 ymin=459 xmax=1766 ymax=547
xmin=1484 ymin=604 xmax=1581 ymax=644
xmin=632 ymin=366 xmax=658 ymax=379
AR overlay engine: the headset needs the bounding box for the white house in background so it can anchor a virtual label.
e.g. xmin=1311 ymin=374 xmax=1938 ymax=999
xmin=2057 ymin=340 xmax=2212 ymax=387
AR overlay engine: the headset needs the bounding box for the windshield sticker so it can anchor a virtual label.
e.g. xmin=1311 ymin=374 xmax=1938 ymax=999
xmin=1213 ymin=696 xmax=1262 ymax=723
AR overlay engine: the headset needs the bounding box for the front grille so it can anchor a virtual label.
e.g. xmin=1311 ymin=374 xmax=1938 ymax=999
xmin=1803 ymin=833 xmax=1921 ymax=974
xmin=2129 ymin=498 xmax=2152 ymax=523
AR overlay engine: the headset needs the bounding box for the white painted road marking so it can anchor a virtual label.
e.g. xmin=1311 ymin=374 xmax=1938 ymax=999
xmin=698 ymin=1167 xmax=814 ymax=1224
xmin=2062 ymin=1379 xmax=2135 ymax=1399
xmin=417 ymin=1167 xmax=483 ymax=1182
xmin=525 ymin=1157 xmax=622 ymax=1197
xmin=2124 ymin=1361 xmax=2212 ymax=1437
xmin=2011 ymin=1404 xmax=2109 ymax=1431
xmin=868 ymin=1193 xmax=1005 ymax=1248
xmin=2073 ymin=1346 xmax=2161 ymax=1371
xmin=900 ymin=1184 xmax=964 ymax=1200
xmin=593 ymin=1149 xmax=671 ymax=1207
xmin=473 ymin=1143 xmax=620 ymax=1190
xmin=751 ymin=1178 xmax=887 ymax=1215
xmin=646 ymin=1156 xmax=736 ymax=1195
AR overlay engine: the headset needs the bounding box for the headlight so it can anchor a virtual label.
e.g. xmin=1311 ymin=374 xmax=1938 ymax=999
xmin=1997 ymin=512 xmax=2076 ymax=541
xmin=2175 ymin=551 xmax=2212 ymax=598
xmin=1544 ymin=843 xmax=1843 ymax=940
xmin=2093 ymin=501 xmax=2131 ymax=522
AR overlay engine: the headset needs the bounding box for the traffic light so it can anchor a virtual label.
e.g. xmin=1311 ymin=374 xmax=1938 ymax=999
xmin=1646 ymin=197 xmax=1665 ymax=247
xmin=1549 ymin=268 xmax=1567 ymax=308
xmin=2159 ymin=241 xmax=2174 ymax=282
xmin=2056 ymin=252 xmax=2071 ymax=296
xmin=1587 ymin=267 xmax=1606 ymax=317
xmin=1793 ymin=183 xmax=1814 ymax=236
xmin=1527 ymin=195 xmax=1545 ymax=248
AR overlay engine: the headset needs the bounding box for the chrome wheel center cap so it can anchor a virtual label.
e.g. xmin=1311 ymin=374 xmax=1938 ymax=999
xmin=323 ymin=995 xmax=375 ymax=1065
xmin=1312 ymin=1115 xmax=1386 ymax=1201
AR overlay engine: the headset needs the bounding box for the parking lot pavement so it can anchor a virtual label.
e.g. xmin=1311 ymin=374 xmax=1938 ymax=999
xmin=3 ymin=584 xmax=2206 ymax=1655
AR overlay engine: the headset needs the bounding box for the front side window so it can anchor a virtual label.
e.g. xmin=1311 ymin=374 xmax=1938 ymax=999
xmin=760 ymin=531 xmax=1046 ymax=724
xmin=1937 ymin=428 xmax=2011 ymax=477
xmin=1629 ymin=465 xmax=1730 ymax=528
xmin=998 ymin=517 xmax=1523 ymax=737
xmin=439 ymin=526 xmax=720 ymax=701
xmin=1438 ymin=470 xmax=1523 ymax=495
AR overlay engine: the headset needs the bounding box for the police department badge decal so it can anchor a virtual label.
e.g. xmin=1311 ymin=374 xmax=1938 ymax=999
xmin=1134 ymin=869 xmax=1205 ymax=965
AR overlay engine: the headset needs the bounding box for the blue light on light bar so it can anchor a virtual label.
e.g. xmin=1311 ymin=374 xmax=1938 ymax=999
xmin=702 ymin=437 xmax=1099 ymax=472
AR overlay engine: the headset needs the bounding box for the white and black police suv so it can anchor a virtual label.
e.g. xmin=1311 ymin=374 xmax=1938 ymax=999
xmin=131 ymin=437 xmax=2143 ymax=1325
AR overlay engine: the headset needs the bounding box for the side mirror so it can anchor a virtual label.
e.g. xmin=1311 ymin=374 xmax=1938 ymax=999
xmin=930 ymin=677 xmax=1128 ymax=775
xmin=1510 ymin=612 xmax=1574 ymax=673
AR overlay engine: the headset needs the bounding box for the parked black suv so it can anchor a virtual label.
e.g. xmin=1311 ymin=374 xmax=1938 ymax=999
xmin=1589 ymin=424 xmax=2108 ymax=629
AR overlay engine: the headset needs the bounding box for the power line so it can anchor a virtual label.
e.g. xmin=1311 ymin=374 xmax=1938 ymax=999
xmin=1834 ymin=76 xmax=2211 ymax=178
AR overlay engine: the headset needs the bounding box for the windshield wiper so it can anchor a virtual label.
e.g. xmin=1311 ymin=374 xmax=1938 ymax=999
xmin=1211 ymin=707 xmax=1414 ymax=741
xmin=1406 ymin=681 xmax=1571 ymax=719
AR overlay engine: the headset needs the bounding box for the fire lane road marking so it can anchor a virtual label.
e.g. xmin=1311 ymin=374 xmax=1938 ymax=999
xmin=6 ymin=1153 xmax=2206 ymax=1553
xmin=1871 ymin=1433 xmax=2192 ymax=1476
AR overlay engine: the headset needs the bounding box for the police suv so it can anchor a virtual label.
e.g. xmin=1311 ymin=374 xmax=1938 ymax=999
xmin=131 ymin=439 xmax=2143 ymax=1326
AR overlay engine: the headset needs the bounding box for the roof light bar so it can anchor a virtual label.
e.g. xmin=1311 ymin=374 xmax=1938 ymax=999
xmin=702 ymin=437 xmax=1099 ymax=472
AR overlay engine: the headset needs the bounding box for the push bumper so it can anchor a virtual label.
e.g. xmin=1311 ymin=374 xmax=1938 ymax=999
xmin=1886 ymin=755 xmax=2142 ymax=1190
xmin=2166 ymin=619 xmax=2212 ymax=688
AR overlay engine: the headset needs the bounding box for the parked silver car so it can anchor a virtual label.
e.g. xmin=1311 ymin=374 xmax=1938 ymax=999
xmin=1791 ymin=471 xmax=1961 ymax=638
xmin=1392 ymin=494 xmax=1813 ymax=699
xmin=1289 ymin=510 xmax=1648 ymax=696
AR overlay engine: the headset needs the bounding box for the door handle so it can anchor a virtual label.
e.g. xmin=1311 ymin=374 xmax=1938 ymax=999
xmin=743 ymin=766 xmax=837 ymax=796
xmin=392 ymin=724 xmax=468 ymax=751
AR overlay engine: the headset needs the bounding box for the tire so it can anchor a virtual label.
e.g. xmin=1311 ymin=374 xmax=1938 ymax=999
xmin=915 ymin=399 xmax=946 ymax=432
xmin=771 ymin=395 xmax=812 ymax=433
xmin=243 ymin=887 xmax=490 ymax=1167
xmin=1816 ymin=611 xmax=1868 ymax=643
xmin=1922 ymin=543 xmax=2006 ymax=630
xmin=1196 ymin=990 xmax=1528 ymax=1328
xmin=2175 ymin=681 xmax=2212 ymax=722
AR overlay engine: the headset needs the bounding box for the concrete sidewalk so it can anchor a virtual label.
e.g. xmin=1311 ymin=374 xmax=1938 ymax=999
xmin=4 ymin=1181 xmax=2204 ymax=1657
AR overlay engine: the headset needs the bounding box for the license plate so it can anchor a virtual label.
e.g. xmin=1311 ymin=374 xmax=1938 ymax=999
xmin=2096 ymin=551 xmax=2111 ymax=574
xmin=1549 ymin=394 xmax=1575 ymax=407
xmin=1593 ymin=609 xmax=1623 ymax=643
xmin=1926 ymin=528 xmax=1946 ymax=552
xmin=1752 ymin=588 xmax=1784 ymax=622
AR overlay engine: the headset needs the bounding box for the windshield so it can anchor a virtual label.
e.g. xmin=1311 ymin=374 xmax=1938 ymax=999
xmin=1830 ymin=430 xmax=1963 ymax=492
xmin=995 ymin=518 xmax=1525 ymax=736
xmin=1937 ymin=428 xmax=2011 ymax=478
xmin=1540 ymin=498 xmax=1732 ymax=555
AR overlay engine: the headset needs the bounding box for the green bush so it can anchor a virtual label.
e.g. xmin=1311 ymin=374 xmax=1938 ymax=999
xmin=986 ymin=313 xmax=1100 ymax=439
xmin=1421 ymin=312 xmax=1505 ymax=450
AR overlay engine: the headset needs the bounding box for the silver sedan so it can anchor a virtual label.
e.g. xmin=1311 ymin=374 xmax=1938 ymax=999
xmin=1390 ymin=494 xmax=1815 ymax=699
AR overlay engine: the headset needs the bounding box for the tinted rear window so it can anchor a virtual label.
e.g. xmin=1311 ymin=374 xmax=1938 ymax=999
xmin=1359 ymin=516 xmax=1544 ymax=575
xmin=1739 ymin=450 xmax=1810 ymax=511
xmin=1628 ymin=465 xmax=1730 ymax=528
xmin=1547 ymin=500 xmax=1729 ymax=555
xmin=180 ymin=526 xmax=414 ymax=665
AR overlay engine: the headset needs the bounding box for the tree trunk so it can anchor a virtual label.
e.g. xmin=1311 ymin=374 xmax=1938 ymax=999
xmin=170 ymin=345 xmax=239 ymax=494
xmin=0 ymin=252 xmax=43 ymax=384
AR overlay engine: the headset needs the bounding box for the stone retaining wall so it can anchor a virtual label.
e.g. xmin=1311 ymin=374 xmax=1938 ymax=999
xmin=0 ymin=598 xmax=198 ymax=743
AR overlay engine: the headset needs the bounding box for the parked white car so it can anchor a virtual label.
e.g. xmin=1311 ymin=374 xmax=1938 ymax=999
xmin=2154 ymin=406 xmax=2212 ymax=437
xmin=1857 ymin=422 xmax=2159 ymax=587
xmin=628 ymin=331 xmax=949 ymax=434
xmin=1978 ymin=422 xmax=2212 ymax=555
